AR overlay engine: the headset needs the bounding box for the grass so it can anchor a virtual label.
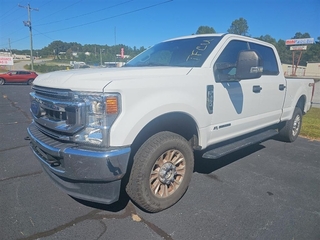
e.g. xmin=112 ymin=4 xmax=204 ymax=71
xmin=24 ymin=63 xmax=68 ymax=73
xmin=301 ymin=107 xmax=320 ymax=140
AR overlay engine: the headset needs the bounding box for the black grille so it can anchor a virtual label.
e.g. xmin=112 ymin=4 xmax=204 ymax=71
xmin=46 ymin=109 xmax=67 ymax=121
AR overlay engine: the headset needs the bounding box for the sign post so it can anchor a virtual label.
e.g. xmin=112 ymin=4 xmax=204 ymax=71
xmin=285 ymin=38 xmax=314 ymax=76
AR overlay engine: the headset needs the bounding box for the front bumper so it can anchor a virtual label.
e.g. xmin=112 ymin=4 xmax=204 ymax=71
xmin=27 ymin=122 xmax=131 ymax=204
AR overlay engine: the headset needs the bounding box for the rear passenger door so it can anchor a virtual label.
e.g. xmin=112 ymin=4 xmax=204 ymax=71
xmin=248 ymin=42 xmax=286 ymax=126
xmin=17 ymin=71 xmax=28 ymax=83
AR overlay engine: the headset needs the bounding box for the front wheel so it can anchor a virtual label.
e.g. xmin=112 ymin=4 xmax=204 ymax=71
xmin=278 ymin=107 xmax=302 ymax=142
xmin=126 ymin=131 xmax=194 ymax=212
xmin=27 ymin=79 xmax=34 ymax=85
xmin=0 ymin=78 xmax=5 ymax=85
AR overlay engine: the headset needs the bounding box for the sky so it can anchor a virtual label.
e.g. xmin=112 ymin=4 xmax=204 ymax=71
xmin=0 ymin=0 xmax=319 ymax=51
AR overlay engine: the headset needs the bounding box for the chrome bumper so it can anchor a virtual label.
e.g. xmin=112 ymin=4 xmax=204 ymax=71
xmin=27 ymin=122 xmax=131 ymax=204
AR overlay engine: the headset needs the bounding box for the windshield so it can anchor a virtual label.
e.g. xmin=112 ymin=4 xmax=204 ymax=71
xmin=125 ymin=36 xmax=222 ymax=67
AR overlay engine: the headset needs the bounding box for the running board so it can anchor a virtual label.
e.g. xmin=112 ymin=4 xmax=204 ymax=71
xmin=202 ymin=129 xmax=278 ymax=159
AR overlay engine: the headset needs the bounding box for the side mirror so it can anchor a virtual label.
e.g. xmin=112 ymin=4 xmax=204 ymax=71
xmin=236 ymin=50 xmax=263 ymax=79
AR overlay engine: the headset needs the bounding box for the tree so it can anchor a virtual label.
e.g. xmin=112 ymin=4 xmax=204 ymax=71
xmin=196 ymin=26 xmax=216 ymax=34
xmin=276 ymin=39 xmax=292 ymax=64
xmin=227 ymin=18 xmax=249 ymax=36
xmin=304 ymin=36 xmax=320 ymax=64
xmin=292 ymin=32 xmax=311 ymax=39
xmin=257 ymin=34 xmax=277 ymax=46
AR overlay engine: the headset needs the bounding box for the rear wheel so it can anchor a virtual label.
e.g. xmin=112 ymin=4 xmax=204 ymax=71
xmin=126 ymin=131 xmax=194 ymax=212
xmin=278 ymin=107 xmax=302 ymax=142
xmin=0 ymin=78 xmax=5 ymax=85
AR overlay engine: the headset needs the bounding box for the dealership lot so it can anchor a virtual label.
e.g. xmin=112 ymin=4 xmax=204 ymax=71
xmin=0 ymin=85 xmax=319 ymax=240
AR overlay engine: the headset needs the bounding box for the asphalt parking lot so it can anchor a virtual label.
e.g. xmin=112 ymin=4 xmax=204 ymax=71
xmin=0 ymin=85 xmax=320 ymax=240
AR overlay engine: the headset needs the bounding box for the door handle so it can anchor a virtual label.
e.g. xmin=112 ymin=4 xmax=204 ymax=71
xmin=279 ymin=84 xmax=286 ymax=91
xmin=253 ymin=85 xmax=262 ymax=93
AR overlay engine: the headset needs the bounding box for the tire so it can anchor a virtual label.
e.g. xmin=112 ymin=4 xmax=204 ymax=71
xmin=0 ymin=78 xmax=5 ymax=85
xmin=126 ymin=131 xmax=194 ymax=212
xmin=27 ymin=79 xmax=34 ymax=85
xmin=278 ymin=107 xmax=302 ymax=142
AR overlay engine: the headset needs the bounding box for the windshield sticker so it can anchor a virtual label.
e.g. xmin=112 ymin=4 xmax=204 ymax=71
xmin=186 ymin=39 xmax=216 ymax=62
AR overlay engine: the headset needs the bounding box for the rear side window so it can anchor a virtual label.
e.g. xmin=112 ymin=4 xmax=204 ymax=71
xmin=249 ymin=43 xmax=279 ymax=75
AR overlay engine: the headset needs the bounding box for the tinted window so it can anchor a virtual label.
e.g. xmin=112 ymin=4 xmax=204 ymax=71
xmin=214 ymin=40 xmax=248 ymax=81
xmin=125 ymin=36 xmax=222 ymax=67
xmin=249 ymin=43 xmax=279 ymax=75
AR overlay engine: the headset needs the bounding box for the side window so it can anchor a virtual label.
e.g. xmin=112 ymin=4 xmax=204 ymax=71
xmin=214 ymin=40 xmax=248 ymax=81
xmin=249 ymin=43 xmax=279 ymax=75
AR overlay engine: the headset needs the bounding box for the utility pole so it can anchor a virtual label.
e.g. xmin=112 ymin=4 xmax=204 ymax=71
xmin=8 ymin=38 xmax=12 ymax=56
xmin=114 ymin=27 xmax=117 ymax=64
xmin=100 ymin=48 xmax=104 ymax=66
xmin=19 ymin=3 xmax=38 ymax=71
xmin=8 ymin=38 xmax=12 ymax=70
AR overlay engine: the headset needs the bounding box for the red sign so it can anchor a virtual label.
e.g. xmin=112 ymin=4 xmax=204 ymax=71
xmin=120 ymin=48 xmax=124 ymax=59
xmin=0 ymin=57 xmax=13 ymax=65
xmin=285 ymin=38 xmax=314 ymax=45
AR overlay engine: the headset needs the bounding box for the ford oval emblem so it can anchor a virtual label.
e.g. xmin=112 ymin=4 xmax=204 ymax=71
xmin=31 ymin=100 xmax=41 ymax=117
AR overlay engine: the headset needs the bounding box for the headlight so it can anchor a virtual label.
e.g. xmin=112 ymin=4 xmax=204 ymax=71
xmin=74 ymin=92 xmax=121 ymax=147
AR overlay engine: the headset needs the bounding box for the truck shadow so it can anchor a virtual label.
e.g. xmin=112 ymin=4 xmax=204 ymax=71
xmin=71 ymin=187 xmax=131 ymax=213
xmin=194 ymin=143 xmax=265 ymax=174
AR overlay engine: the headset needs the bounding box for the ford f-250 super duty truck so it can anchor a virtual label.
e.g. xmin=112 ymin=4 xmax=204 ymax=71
xmin=27 ymin=34 xmax=314 ymax=212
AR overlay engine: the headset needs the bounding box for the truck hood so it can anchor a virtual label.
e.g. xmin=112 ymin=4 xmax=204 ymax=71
xmin=33 ymin=67 xmax=192 ymax=92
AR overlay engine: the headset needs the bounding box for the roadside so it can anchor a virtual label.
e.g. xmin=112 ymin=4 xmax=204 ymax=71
xmin=312 ymin=80 xmax=320 ymax=108
xmin=0 ymin=58 xmax=53 ymax=73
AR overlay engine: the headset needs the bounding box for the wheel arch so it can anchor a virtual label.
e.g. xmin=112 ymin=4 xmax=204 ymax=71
xmin=296 ymin=95 xmax=306 ymax=114
xmin=129 ymin=112 xmax=200 ymax=160
xmin=27 ymin=78 xmax=34 ymax=85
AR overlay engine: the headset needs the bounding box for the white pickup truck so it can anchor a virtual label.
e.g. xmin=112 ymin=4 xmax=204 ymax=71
xmin=27 ymin=34 xmax=314 ymax=212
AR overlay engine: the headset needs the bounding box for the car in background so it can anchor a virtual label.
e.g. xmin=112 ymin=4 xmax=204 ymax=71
xmin=0 ymin=70 xmax=38 ymax=85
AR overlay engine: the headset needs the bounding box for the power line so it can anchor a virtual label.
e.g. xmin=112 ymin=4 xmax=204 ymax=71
xmin=0 ymin=0 xmax=173 ymax=49
xmin=37 ymin=0 xmax=54 ymax=9
xmin=34 ymin=0 xmax=133 ymax=27
xmin=36 ymin=0 xmax=82 ymax=22
xmin=0 ymin=36 xmax=29 ymax=48
xmin=0 ymin=5 xmax=20 ymax=21
xmin=34 ymin=0 xmax=173 ymax=35
xmin=33 ymin=27 xmax=55 ymax=42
